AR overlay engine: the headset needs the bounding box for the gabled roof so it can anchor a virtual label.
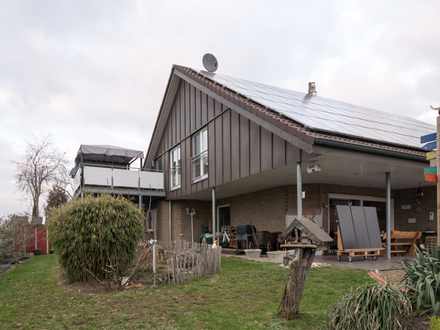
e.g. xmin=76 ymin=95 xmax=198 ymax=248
xmin=145 ymin=65 xmax=432 ymax=167
xmin=193 ymin=69 xmax=434 ymax=150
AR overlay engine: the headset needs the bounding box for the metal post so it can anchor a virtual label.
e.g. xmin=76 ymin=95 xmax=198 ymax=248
xmin=437 ymin=116 xmax=440 ymax=245
xmin=212 ymin=187 xmax=216 ymax=243
xmin=297 ymin=162 xmax=302 ymax=218
xmin=81 ymin=153 xmax=84 ymax=198
xmin=191 ymin=213 xmax=194 ymax=243
xmin=386 ymin=172 xmax=391 ymax=260
xmin=169 ymin=201 xmax=172 ymax=246
xmin=152 ymin=239 xmax=156 ymax=286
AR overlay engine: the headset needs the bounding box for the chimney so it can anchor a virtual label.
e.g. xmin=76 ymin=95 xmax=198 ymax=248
xmin=308 ymin=82 xmax=317 ymax=96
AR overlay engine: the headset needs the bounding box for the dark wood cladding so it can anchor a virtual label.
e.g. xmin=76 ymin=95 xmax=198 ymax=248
xmin=155 ymin=80 xmax=302 ymax=199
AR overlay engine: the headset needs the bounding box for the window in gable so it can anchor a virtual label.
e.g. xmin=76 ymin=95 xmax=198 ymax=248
xmin=191 ymin=128 xmax=208 ymax=181
xmin=170 ymin=146 xmax=181 ymax=189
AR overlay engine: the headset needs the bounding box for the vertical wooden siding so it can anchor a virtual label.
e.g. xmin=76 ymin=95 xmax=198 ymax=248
xmin=155 ymin=80 xmax=301 ymax=199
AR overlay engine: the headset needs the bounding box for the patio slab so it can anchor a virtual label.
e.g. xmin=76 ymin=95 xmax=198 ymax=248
xmin=223 ymin=248 xmax=417 ymax=271
xmin=313 ymin=254 xmax=416 ymax=271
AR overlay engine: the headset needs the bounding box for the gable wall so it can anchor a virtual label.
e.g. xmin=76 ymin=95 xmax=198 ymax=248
xmin=154 ymin=80 xmax=302 ymax=200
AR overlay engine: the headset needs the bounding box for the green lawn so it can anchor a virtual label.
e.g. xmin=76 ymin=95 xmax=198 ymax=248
xmin=0 ymin=254 xmax=373 ymax=329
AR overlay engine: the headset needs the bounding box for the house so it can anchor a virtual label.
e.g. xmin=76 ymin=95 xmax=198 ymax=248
xmin=142 ymin=65 xmax=436 ymax=253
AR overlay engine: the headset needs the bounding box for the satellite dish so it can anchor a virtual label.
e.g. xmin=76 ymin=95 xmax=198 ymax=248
xmin=202 ymin=53 xmax=218 ymax=73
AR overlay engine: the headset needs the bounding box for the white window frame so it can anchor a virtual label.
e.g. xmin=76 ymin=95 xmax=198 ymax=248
xmin=170 ymin=146 xmax=181 ymax=189
xmin=191 ymin=128 xmax=208 ymax=182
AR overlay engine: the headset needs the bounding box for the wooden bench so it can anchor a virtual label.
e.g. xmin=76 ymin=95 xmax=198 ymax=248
xmin=380 ymin=231 xmax=421 ymax=257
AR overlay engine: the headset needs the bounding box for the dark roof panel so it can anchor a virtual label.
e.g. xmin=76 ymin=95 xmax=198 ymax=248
xmin=194 ymin=69 xmax=434 ymax=149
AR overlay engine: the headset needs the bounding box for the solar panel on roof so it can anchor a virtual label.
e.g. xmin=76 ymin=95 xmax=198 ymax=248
xmin=196 ymin=69 xmax=435 ymax=149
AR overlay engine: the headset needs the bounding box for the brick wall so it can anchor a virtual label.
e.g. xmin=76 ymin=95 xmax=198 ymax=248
xmin=217 ymin=186 xmax=288 ymax=232
xmin=154 ymin=183 xmax=432 ymax=239
xmin=153 ymin=199 xmax=210 ymax=243
xmin=394 ymin=186 xmax=436 ymax=232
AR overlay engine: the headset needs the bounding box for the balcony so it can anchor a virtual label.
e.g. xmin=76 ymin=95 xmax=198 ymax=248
xmin=73 ymin=164 xmax=164 ymax=197
xmin=71 ymin=145 xmax=165 ymax=198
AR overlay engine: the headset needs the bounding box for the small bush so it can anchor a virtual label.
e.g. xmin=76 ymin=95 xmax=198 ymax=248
xmin=431 ymin=316 xmax=440 ymax=330
xmin=47 ymin=194 xmax=144 ymax=283
xmin=402 ymin=247 xmax=440 ymax=315
xmin=328 ymin=283 xmax=412 ymax=330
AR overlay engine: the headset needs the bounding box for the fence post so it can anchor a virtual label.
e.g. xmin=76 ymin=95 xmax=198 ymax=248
xmin=172 ymin=252 xmax=176 ymax=285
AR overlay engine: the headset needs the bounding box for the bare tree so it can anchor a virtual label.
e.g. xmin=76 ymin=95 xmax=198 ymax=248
xmin=14 ymin=135 xmax=69 ymax=218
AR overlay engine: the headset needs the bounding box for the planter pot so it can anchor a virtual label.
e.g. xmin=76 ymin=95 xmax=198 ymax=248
xmin=33 ymin=249 xmax=41 ymax=256
xmin=266 ymin=251 xmax=286 ymax=263
xmin=244 ymin=249 xmax=262 ymax=258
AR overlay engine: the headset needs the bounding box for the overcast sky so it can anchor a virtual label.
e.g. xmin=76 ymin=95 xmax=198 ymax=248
xmin=1 ymin=1 xmax=439 ymax=216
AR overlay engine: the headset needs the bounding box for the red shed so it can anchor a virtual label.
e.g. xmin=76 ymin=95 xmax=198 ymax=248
xmin=14 ymin=217 xmax=50 ymax=255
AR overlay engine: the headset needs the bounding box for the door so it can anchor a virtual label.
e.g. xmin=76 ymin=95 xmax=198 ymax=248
xmin=217 ymin=205 xmax=230 ymax=232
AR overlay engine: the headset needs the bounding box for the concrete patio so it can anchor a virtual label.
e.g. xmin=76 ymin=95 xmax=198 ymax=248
xmin=313 ymin=254 xmax=416 ymax=271
xmin=223 ymin=248 xmax=417 ymax=271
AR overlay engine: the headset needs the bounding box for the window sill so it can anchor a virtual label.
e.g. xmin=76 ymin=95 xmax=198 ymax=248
xmin=192 ymin=175 xmax=208 ymax=184
xmin=170 ymin=185 xmax=181 ymax=191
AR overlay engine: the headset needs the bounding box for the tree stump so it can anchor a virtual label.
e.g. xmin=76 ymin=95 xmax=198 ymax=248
xmin=278 ymin=247 xmax=316 ymax=320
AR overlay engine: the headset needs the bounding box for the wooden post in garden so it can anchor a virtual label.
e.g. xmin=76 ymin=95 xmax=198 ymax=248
xmin=278 ymin=245 xmax=316 ymax=319
xmin=277 ymin=215 xmax=333 ymax=320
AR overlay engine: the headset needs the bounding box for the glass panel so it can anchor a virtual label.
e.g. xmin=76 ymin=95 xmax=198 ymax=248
xmin=170 ymin=146 xmax=181 ymax=188
xmin=202 ymin=152 xmax=208 ymax=176
xmin=202 ymin=129 xmax=208 ymax=152
xmin=194 ymin=133 xmax=200 ymax=155
xmin=193 ymin=157 xmax=201 ymax=179
xmin=219 ymin=206 xmax=230 ymax=229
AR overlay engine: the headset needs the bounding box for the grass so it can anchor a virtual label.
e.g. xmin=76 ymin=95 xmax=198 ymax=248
xmin=0 ymin=254 xmax=373 ymax=329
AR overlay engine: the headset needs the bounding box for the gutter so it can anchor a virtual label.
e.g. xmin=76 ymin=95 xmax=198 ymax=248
xmin=314 ymin=138 xmax=427 ymax=162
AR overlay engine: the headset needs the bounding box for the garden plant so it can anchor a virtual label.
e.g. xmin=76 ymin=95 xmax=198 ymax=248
xmin=327 ymin=282 xmax=412 ymax=330
xmin=47 ymin=193 xmax=145 ymax=290
xmin=402 ymin=247 xmax=440 ymax=315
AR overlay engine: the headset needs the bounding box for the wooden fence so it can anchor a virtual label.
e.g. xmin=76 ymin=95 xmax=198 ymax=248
xmin=158 ymin=240 xmax=201 ymax=253
xmin=165 ymin=241 xmax=222 ymax=285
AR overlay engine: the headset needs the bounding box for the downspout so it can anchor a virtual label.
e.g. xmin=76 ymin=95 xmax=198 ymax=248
xmin=314 ymin=139 xmax=427 ymax=162
xmin=386 ymin=172 xmax=391 ymax=260
xmin=169 ymin=201 xmax=172 ymax=246
xmin=297 ymin=162 xmax=302 ymax=219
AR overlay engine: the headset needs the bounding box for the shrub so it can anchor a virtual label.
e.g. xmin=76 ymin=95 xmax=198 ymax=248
xmin=402 ymin=247 xmax=440 ymax=315
xmin=328 ymin=283 xmax=412 ymax=330
xmin=0 ymin=214 xmax=33 ymax=262
xmin=431 ymin=316 xmax=440 ymax=330
xmin=47 ymin=194 xmax=144 ymax=284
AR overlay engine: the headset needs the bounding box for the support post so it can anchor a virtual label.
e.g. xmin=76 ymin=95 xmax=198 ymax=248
xmin=297 ymin=162 xmax=302 ymax=218
xmin=169 ymin=201 xmax=172 ymax=246
xmin=153 ymin=239 xmax=156 ymax=286
xmin=191 ymin=213 xmax=194 ymax=243
xmin=386 ymin=172 xmax=391 ymax=260
xmin=437 ymin=116 xmax=440 ymax=245
xmin=212 ymin=187 xmax=216 ymax=243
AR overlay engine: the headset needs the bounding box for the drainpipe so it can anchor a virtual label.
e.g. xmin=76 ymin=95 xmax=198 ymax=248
xmin=212 ymin=187 xmax=216 ymax=245
xmin=386 ymin=172 xmax=391 ymax=260
xmin=169 ymin=201 xmax=172 ymax=246
xmin=297 ymin=162 xmax=302 ymax=218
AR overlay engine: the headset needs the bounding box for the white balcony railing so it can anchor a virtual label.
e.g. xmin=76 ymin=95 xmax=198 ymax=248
xmin=73 ymin=164 xmax=164 ymax=193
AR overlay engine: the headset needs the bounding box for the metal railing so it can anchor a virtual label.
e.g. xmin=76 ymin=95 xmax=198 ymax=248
xmin=73 ymin=163 xmax=164 ymax=192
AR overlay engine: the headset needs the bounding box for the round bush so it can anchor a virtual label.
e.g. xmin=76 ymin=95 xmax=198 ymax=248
xmin=47 ymin=194 xmax=144 ymax=283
